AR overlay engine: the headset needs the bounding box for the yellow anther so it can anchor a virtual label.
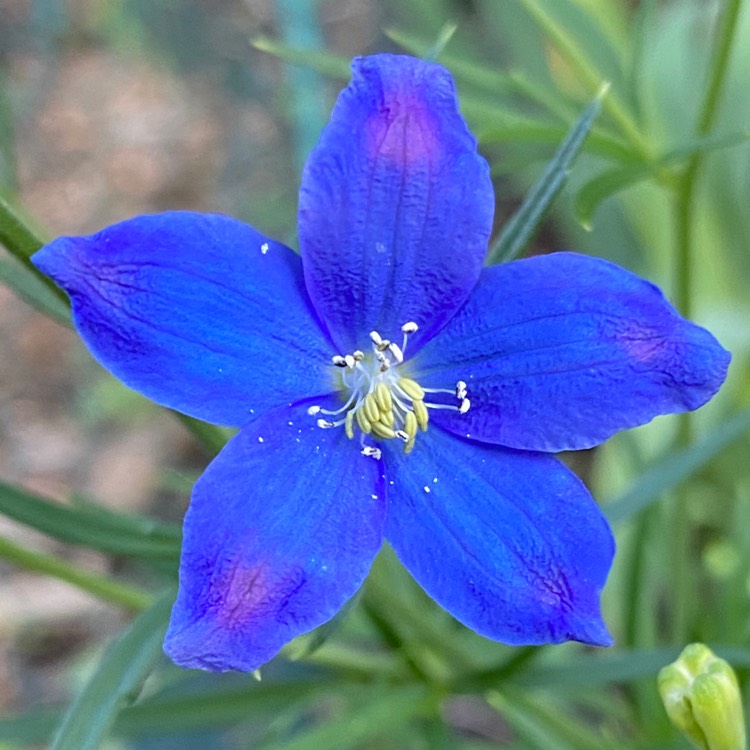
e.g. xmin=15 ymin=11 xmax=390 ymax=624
xmin=370 ymin=422 xmax=396 ymax=440
xmin=398 ymin=377 xmax=425 ymax=401
xmin=345 ymin=410 xmax=354 ymax=439
xmin=375 ymin=382 xmax=393 ymax=413
xmin=380 ymin=410 xmax=395 ymax=426
xmin=356 ymin=409 xmax=372 ymax=434
xmin=404 ymin=411 xmax=418 ymax=440
xmin=404 ymin=437 xmax=415 ymax=455
xmin=363 ymin=393 xmax=380 ymax=424
xmin=413 ymin=399 xmax=429 ymax=431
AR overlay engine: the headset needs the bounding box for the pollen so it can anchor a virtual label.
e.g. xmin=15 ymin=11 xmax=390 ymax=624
xmin=308 ymin=321 xmax=470 ymax=454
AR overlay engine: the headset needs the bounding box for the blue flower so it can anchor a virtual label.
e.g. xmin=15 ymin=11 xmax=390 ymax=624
xmin=32 ymin=54 xmax=729 ymax=672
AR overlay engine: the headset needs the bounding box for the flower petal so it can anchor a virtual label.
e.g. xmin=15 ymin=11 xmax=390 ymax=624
xmin=164 ymin=404 xmax=385 ymax=671
xmin=298 ymin=54 xmax=494 ymax=353
xmin=32 ymin=212 xmax=335 ymax=427
xmin=413 ymin=253 xmax=730 ymax=451
xmin=384 ymin=429 xmax=614 ymax=646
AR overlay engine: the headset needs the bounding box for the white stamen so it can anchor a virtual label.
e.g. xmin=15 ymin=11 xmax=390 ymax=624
xmin=311 ymin=320 xmax=469 ymax=452
xmin=456 ymin=380 xmax=467 ymax=398
xmin=387 ymin=342 xmax=404 ymax=364
xmin=361 ymin=446 xmax=382 ymax=460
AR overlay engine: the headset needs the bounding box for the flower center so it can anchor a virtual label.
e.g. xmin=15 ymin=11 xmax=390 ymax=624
xmin=308 ymin=322 xmax=469 ymax=457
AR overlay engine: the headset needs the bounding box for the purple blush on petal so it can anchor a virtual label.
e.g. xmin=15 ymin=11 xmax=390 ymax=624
xmin=364 ymin=86 xmax=442 ymax=167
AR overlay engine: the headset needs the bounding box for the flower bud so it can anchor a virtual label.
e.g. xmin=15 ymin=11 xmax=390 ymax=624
xmin=658 ymin=643 xmax=746 ymax=750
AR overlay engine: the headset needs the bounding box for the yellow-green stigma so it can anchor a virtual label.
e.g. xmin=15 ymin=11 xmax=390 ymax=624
xmin=308 ymin=322 xmax=470 ymax=456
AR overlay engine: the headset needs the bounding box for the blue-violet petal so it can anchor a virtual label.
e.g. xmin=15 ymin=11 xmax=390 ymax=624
xmin=384 ymin=428 xmax=614 ymax=646
xmin=164 ymin=404 xmax=385 ymax=671
xmin=298 ymin=54 xmax=494 ymax=354
xmin=413 ymin=252 xmax=730 ymax=452
xmin=32 ymin=212 xmax=335 ymax=427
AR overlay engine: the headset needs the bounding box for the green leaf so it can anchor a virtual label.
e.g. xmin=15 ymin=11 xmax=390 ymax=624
xmin=252 ymin=36 xmax=350 ymax=79
xmin=0 ymin=192 xmax=70 ymax=310
xmin=0 ymin=678 xmax=323 ymax=745
xmin=487 ymin=689 xmax=613 ymax=750
xmin=422 ymin=22 xmax=458 ymax=62
xmin=575 ymin=130 xmax=750 ymax=227
xmin=486 ymin=86 xmax=606 ymax=264
xmin=512 ymin=645 xmax=750 ymax=690
xmin=50 ymin=591 xmax=173 ymax=750
xmin=0 ymin=710 xmax=59 ymax=745
xmin=477 ymin=117 xmax=633 ymax=163
xmin=0 ymin=532 xmax=152 ymax=610
xmin=0 ymin=192 xmax=44 ymax=261
xmin=116 ymin=677 xmax=323 ymax=737
xmin=604 ymin=409 xmax=750 ymax=525
xmin=273 ymin=685 xmax=430 ymax=750
xmin=0 ymin=255 xmax=71 ymax=325
xmin=0 ymin=479 xmax=181 ymax=561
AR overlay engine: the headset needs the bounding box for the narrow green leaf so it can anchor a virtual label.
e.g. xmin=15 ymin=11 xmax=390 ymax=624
xmin=422 ymin=22 xmax=458 ymax=62
xmin=575 ymin=130 xmax=750 ymax=227
xmin=476 ymin=116 xmax=633 ymax=163
xmin=0 ymin=710 xmax=59 ymax=745
xmin=277 ymin=685 xmax=430 ymax=750
xmin=0 ymin=192 xmax=44 ymax=260
xmin=0 ymin=533 xmax=152 ymax=610
xmin=486 ymin=87 xmax=606 ymax=264
xmin=512 ymin=645 xmax=750 ymax=690
xmin=574 ymin=163 xmax=651 ymax=230
xmin=0 ymin=479 xmax=181 ymax=561
xmin=605 ymin=409 xmax=750 ymax=524
xmin=0 ymin=255 xmax=71 ymax=325
xmin=115 ymin=678 xmax=323 ymax=737
xmin=488 ymin=689 xmax=612 ymax=750
xmin=0 ymin=72 xmax=18 ymax=188
xmin=0 ymin=679 xmax=321 ymax=744
xmin=50 ymin=591 xmax=173 ymax=750
xmin=0 ymin=192 xmax=70 ymax=308
xmin=252 ymin=36 xmax=350 ymax=79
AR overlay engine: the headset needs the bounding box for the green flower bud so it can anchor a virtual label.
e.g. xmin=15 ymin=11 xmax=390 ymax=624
xmin=658 ymin=643 xmax=746 ymax=750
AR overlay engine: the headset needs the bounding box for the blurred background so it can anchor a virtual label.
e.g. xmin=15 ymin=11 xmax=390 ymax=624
xmin=1 ymin=0 xmax=749 ymax=747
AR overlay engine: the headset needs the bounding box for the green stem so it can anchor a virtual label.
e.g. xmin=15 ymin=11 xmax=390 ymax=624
xmin=0 ymin=534 xmax=152 ymax=611
xmin=671 ymin=0 xmax=742 ymax=643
